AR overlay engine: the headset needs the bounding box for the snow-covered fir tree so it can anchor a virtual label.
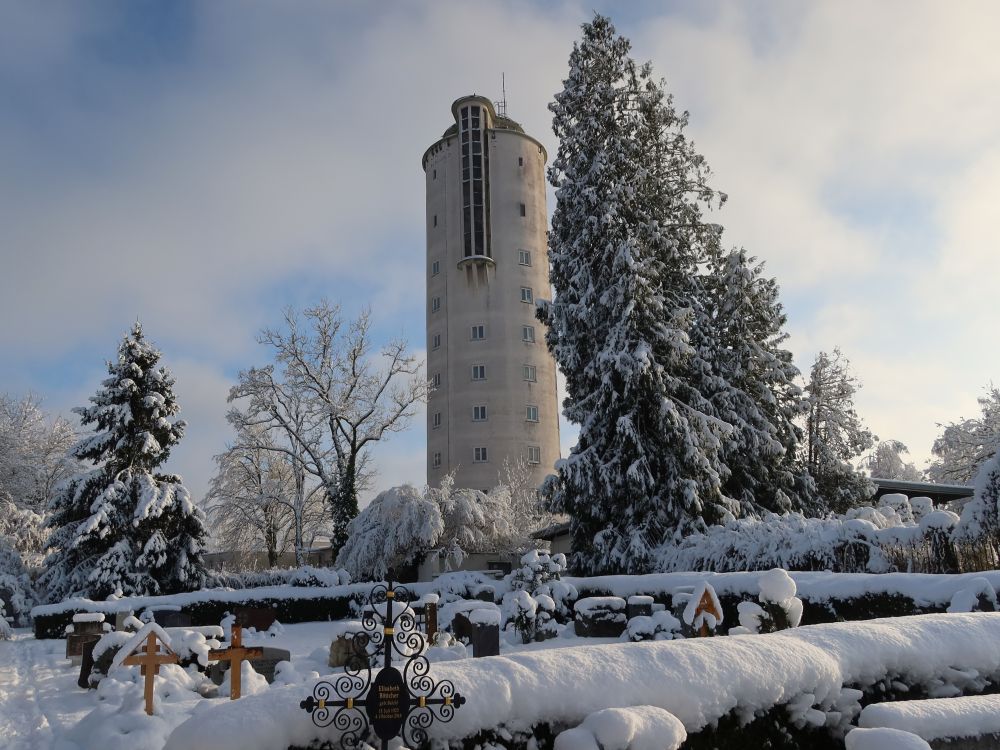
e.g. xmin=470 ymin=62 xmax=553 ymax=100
xmin=954 ymin=449 xmax=1000 ymax=549
xmin=540 ymin=14 xmax=733 ymax=575
xmin=696 ymin=249 xmax=816 ymax=515
xmin=804 ymin=348 xmax=875 ymax=513
xmin=39 ymin=323 xmax=207 ymax=601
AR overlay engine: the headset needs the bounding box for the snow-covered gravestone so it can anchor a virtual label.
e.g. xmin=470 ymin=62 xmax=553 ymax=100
xmin=682 ymin=582 xmax=723 ymax=637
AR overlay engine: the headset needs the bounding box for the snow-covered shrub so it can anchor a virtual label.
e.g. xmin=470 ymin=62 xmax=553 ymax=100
xmin=554 ymin=705 xmax=686 ymax=750
xmin=506 ymin=550 xmax=577 ymax=621
xmin=731 ymin=568 xmax=803 ymax=635
xmin=0 ymin=599 xmax=12 ymax=640
xmin=502 ymin=590 xmax=537 ymax=644
xmin=287 ymin=566 xmax=350 ymax=587
xmin=954 ymin=451 xmax=1000 ymax=562
xmin=625 ymin=610 xmax=682 ymax=642
xmin=947 ymin=577 xmax=998 ymax=613
xmin=336 ymin=485 xmax=444 ymax=581
xmin=879 ymin=494 xmax=914 ymax=524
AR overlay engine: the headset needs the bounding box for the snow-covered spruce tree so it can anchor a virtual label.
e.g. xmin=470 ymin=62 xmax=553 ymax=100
xmin=954 ymin=449 xmax=1000 ymax=562
xmin=696 ymin=249 xmax=816 ymax=515
xmin=540 ymin=15 xmax=731 ymax=574
xmin=39 ymin=323 xmax=207 ymax=601
xmin=803 ymin=348 xmax=875 ymax=513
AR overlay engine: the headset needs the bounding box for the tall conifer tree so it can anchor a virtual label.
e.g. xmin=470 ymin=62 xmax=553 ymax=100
xmin=540 ymin=16 xmax=732 ymax=575
xmin=696 ymin=249 xmax=816 ymax=515
xmin=40 ymin=323 xmax=207 ymax=601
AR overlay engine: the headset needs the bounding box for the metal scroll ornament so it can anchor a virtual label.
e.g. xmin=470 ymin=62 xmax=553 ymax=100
xmin=300 ymin=580 xmax=466 ymax=750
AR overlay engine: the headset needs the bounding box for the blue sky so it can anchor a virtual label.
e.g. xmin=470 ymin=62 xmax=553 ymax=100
xmin=2 ymin=1 xmax=999 ymax=505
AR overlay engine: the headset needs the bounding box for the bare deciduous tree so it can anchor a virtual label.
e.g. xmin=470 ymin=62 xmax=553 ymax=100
xmin=228 ymin=302 xmax=428 ymax=555
xmin=205 ymin=426 xmax=327 ymax=568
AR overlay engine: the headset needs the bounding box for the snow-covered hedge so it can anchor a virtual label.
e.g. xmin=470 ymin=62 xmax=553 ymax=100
xmin=206 ymin=565 xmax=350 ymax=590
xmin=164 ymin=613 xmax=1000 ymax=750
xmin=652 ymin=497 xmax=980 ymax=575
xmin=570 ymin=569 xmax=1000 ymax=630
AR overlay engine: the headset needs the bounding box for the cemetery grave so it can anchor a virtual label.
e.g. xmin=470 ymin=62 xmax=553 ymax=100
xmin=5 ymin=558 xmax=1000 ymax=749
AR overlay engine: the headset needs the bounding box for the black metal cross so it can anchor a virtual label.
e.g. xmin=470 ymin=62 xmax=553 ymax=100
xmin=301 ymin=580 xmax=466 ymax=750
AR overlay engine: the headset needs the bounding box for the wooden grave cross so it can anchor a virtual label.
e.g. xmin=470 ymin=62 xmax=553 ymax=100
xmin=121 ymin=631 xmax=179 ymax=715
xmin=693 ymin=588 xmax=723 ymax=637
xmin=208 ymin=624 xmax=264 ymax=700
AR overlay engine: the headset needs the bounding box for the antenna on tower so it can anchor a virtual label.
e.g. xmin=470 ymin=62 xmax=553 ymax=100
xmin=498 ymin=73 xmax=508 ymax=117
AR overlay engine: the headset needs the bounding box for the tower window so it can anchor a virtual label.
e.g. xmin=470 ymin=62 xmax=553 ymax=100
xmin=520 ymin=287 xmax=533 ymax=304
xmin=433 ymin=452 xmax=442 ymax=468
xmin=433 ymin=215 xmax=438 ymax=227
xmin=526 ymin=405 xmax=539 ymax=422
xmin=433 ymin=168 xmax=437 ymax=179
xmin=460 ymin=105 xmax=491 ymax=259
xmin=432 ymin=412 xmax=442 ymax=429
xmin=528 ymin=445 xmax=541 ymax=464
xmin=471 ymin=364 xmax=486 ymax=381
xmin=432 ymin=333 xmax=441 ymax=350
xmin=522 ymin=325 xmax=535 ymax=343
xmin=472 ymin=405 xmax=487 ymax=422
xmin=519 ymin=203 xmax=526 ymax=217
xmin=433 ymin=373 xmax=441 ymax=388
xmin=518 ymin=249 xmax=531 ymax=266
xmin=473 ymin=446 xmax=488 ymax=463
xmin=518 ymin=156 xmax=524 ymax=167
xmin=431 ymin=297 xmax=441 ymax=312
xmin=471 ymin=324 xmax=485 ymax=340
xmin=523 ymin=365 xmax=537 ymax=382
xmin=432 ymin=260 xmax=440 ymax=276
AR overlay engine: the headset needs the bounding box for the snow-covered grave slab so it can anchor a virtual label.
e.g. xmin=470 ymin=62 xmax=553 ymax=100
xmin=165 ymin=612 xmax=1000 ymax=750
xmin=859 ymin=694 xmax=1000 ymax=744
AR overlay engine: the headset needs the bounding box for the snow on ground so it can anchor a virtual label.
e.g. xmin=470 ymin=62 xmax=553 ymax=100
xmin=8 ymin=611 xmax=1000 ymax=750
xmin=859 ymin=693 xmax=1000 ymax=742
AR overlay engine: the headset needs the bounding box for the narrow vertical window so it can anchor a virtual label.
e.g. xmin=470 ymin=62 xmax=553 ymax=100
xmin=431 ymin=297 xmax=440 ymax=312
xmin=433 ymin=373 xmax=441 ymax=388
xmin=520 ymin=287 xmax=533 ymax=304
xmin=519 ymin=203 xmax=526 ymax=217
xmin=459 ymin=105 xmax=491 ymax=258
xmin=528 ymin=446 xmax=541 ymax=464
xmin=433 ymin=452 xmax=442 ymax=468
xmin=471 ymin=324 xmax=485 ymax=340
xmin=473 ymin=447 xmax=488 ymax=463
xmin=432 ymin=333 xmax=441 ymax=350
xmin=518 ymin=156 xmax=524 ymax=167
xmin=432 ymin=412 xmax=442 ymax=429
xmin=523 ymin=365 xmax=537 ymax=382
xmin=432 ymin=260 xmax=440 ymax=276
xmin=471 ymin=365 xmax=486 ymax=381
xmin=472 ymin=405 xmax=488 ymax=422
xmin=433 ymin=215 xmax=438 ymax=227
xmin=522 ymin=326 xmax=535 ymax=343
xmin=518 ymin=249 xmax=531 ymax=266
xmin=526 ymin=405 xmax=539 ymax=422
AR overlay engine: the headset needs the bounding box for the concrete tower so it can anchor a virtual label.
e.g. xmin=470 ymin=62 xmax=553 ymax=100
xmin=423 ymin=95 xmax=560 ymax=492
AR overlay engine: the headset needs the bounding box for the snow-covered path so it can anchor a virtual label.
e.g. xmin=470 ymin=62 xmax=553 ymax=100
xmin=0 ymin=630 xmax=92 ymax=750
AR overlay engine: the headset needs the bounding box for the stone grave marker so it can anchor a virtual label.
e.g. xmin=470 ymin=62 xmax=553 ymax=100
xmin=66 ymin=613 xmax=107 ymax=664
xmin=120 ymin=628 xmax=179 ymax=715
xmin=152 ymin=609 xmax=191 ymax=628
xmin=627 ymin=595 xmax=654 ymax=620
xmin=574 ymin=596 xmax=627 ymax=638
xmin=252 ymin=646 xmax=291 ymax=683
xmin=235 ymin=606 xmax=276 ymax=632
xmin=208 ymin=624 xmax=263 ymax=699
xmin=452 ymin=609 xmax=500 ymax=657
xmin=77 ymin=637 xmax=102 ymax=689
